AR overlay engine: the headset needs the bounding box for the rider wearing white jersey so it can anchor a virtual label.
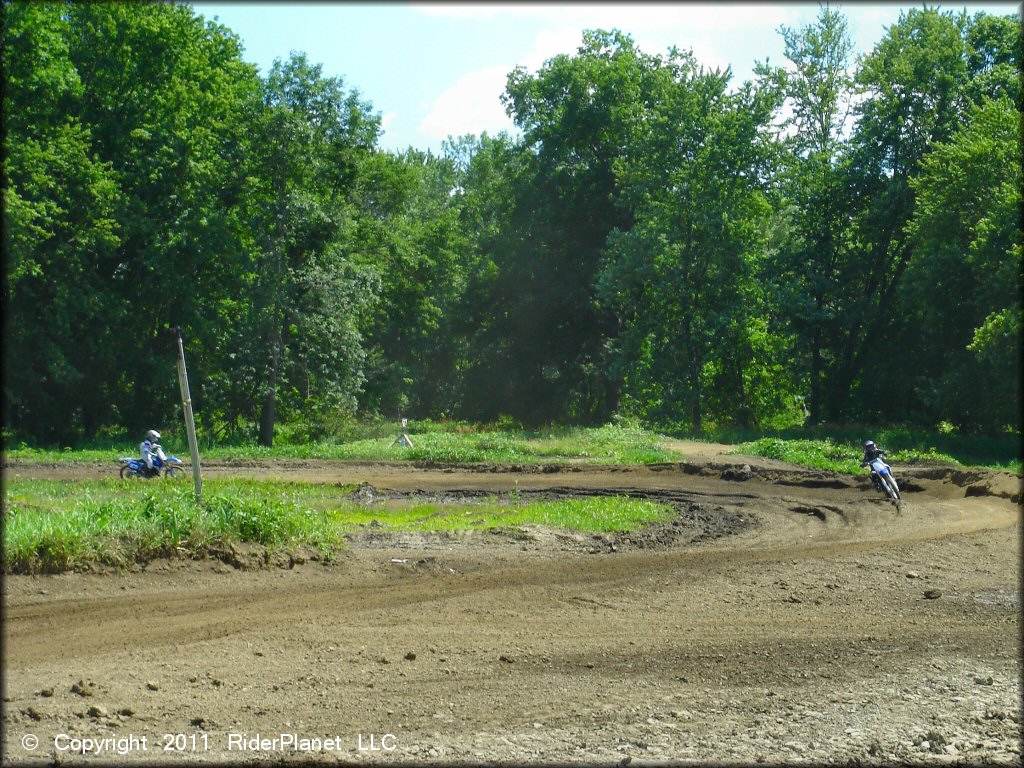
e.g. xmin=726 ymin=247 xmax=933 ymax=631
xmin=140 ymin=429 xmax=167 ymax=477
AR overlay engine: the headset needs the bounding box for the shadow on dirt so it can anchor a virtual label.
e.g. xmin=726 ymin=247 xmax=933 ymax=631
xmin=789 ymin=505 xmax=848 ymax=522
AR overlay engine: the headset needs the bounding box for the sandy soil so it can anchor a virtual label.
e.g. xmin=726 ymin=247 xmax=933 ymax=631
xmin=2 ymin=449 xmax=1021 ymax=765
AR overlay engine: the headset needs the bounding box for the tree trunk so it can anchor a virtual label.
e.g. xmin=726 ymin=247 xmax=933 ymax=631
xmin=735 ymin=357 xmax=750 ymax=429
xmin=690 ymin=358 xmax=702 ymax=434
xmin=604 ymin=372 xmax=621 ymax=419
xmin=258 ymin=352 xmax=278 ymax=448
xmin=259 ymin=173 xmax=287 ymax=448
xmin=810 ymin=336 xmax=822 ymax=423
xmin=806 ymin=281 xmax=827 ymax=421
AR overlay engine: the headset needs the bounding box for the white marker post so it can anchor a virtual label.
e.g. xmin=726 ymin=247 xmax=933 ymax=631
xmin=390 ymin=417 xmax=414 ymax=448
xmin=172 ymin=326 xmax=203 ymax=500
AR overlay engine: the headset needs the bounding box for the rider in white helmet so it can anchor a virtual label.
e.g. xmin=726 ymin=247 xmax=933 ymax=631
xmin=140 ymin=429 xmax=167 ymax=477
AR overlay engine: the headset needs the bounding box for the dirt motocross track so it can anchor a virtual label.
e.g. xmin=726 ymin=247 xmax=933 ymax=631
xmin=3 ymin=446 xmax=1021 ymax=765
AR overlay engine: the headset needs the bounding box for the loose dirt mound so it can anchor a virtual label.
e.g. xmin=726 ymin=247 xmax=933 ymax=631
xmin=2 ymin=457 xmax=1020 ymax=765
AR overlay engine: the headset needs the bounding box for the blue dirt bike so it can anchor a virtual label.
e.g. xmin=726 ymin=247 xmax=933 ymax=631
xmin=118 ymin=453 xmax=186 ymax=480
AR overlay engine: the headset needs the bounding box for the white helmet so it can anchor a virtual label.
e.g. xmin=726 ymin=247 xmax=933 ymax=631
xmin=147 ymin=429 xmax=161 ymax=442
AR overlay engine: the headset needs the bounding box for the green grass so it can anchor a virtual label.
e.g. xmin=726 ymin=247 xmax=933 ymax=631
xmin=730 ymin=436 xmax=1021 ymax=475
xmin=2 ymin=424 xmax=678 ymax=465
xmin=2 ymin=478 xmax=673 ymax=574
xmin=3 ymin=480 xmax=344 ymax=573
xmin=329 ymin=495 xmax=671 ymax=534
xmin=697 ymin=425 xmax=1020 ymax=473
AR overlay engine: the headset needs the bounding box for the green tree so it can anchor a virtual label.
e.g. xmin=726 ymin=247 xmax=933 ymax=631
xmin=441 ymin=131 xmax=527 ymax=421
xmin=469 ymin=30 xmax=660 ymax=424
xmin=599 ymin=52 xmax=786 ymax=431
xmin=963 ymin=12 xmax=1022 ymax=105
xmin=832 ymin=9 xmax=1021 ymax=424
xmin=756 ymin=5 xmax=855 ymax=422
xmin=2 ymin=2 xmax=122 ymax=441
xmin=238 ymin=53 xmax=380 ymax=446
xmin=3 ymin=2 xmax=258 ymax=441
xmin=904 ymin=96 xmax=1021 ymax=431
xmin=357 ymin=147 xmax=470 ymax=418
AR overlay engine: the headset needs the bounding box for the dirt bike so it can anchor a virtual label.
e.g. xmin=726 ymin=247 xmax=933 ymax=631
xmin=863 ymin=457 xmax=901 ymax=503
xmin=118 ymin=452 xmax=186 ymax=480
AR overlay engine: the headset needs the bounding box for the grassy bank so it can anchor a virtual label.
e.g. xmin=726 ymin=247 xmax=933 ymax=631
xmin=728 ymin=435 xmax=1020 ymax=474
xmin=729 ymin=438 xmax=948 ymax=474
xmin=3 ymin=478 xmax=672 ymax=574
xmin=2 ymin=424 xmax=676 ymax=465
xmin=697 ymin=425 xmax=1020 ymax=473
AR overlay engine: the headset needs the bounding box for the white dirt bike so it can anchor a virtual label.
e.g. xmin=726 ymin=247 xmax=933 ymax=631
xmin=863 ymin=457 xmax=901 ymax=503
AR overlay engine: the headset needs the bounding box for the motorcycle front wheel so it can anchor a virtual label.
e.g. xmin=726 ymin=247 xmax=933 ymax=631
xmin=163 ymin=465 xmax=186 ymax=479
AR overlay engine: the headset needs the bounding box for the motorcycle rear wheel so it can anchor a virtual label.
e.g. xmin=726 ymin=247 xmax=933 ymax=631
xmin=120 ymin=465 xmax=142 ymax=480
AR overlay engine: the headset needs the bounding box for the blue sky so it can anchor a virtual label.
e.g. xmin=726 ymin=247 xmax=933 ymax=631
xmin=190 ymin=2 xmax=1020 ymax=154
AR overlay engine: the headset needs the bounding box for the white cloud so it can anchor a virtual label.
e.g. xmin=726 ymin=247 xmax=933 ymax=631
xmin=418 ymin=64 xmax=518 ymax=142
xmin=417 ymin=22 xmax=607 ymax=143
xmin=521 ymin=26 xmax=588 ymax=69
xmin=509 ymin=6 xmax=799 ymax=75
xmin=416 ymin=3 xmax=796 ymax=29
xmin=415 ymin=3 xmax=539 ymax=20
xmin=681 ymin=38 xmax=731 ymax=73
xmin=415 ymin=3 xmax=805 ymax=145
xmin=575 ymin=3 xmax=794 ymax=31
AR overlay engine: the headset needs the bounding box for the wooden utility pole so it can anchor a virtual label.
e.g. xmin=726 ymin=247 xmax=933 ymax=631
xmin=172 ymin=326 xmax=203 ymax=500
